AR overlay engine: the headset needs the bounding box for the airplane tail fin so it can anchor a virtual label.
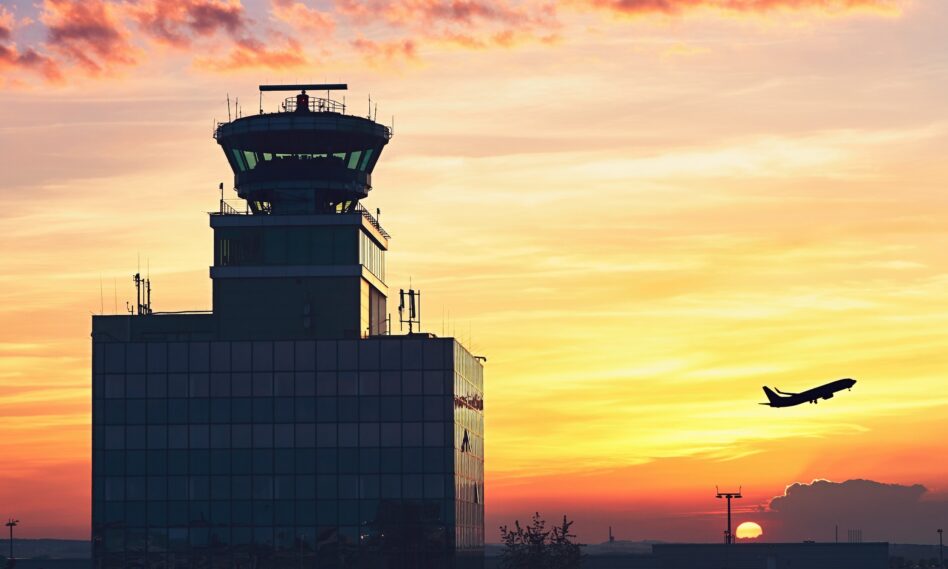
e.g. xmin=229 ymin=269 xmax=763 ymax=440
xmin=762 ymin=386 xmax=781 ymax=405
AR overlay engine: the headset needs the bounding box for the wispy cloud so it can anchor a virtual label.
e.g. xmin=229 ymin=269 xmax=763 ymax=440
xmin=271 ymin=0 xmax=335 ymax=33
xmin=582 ymin=0 xmax=902 ymax=17
xmin=197 ymin=34 xmax=308 ymax=70
xmin=351 ymin=36 xmax=419 ymax=66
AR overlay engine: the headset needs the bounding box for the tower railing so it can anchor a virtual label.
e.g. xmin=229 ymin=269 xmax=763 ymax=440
xmin=283 ymin=96 xmax=346 ymax=114
xmin=219 ymin=199 xmax=244 ymax=215
xmin=355 ymin=203 xmax=391 ymax=239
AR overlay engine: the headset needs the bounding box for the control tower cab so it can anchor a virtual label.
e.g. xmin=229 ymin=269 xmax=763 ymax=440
xmin=210 ymin=84 xmax=392 ymax=339
xmin=215 ymin=84 xmax=392 ymax=215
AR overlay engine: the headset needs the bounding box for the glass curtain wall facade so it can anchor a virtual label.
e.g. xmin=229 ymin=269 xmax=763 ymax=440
xmin=91 ymin=336 xmax=484 ymax=569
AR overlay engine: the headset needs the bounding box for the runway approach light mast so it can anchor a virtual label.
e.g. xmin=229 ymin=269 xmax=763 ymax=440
xmin=716 ymin=486 xmax=742 ymax=545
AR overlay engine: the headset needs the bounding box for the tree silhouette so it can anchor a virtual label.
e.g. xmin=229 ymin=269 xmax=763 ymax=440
xmin=549 ymin=515 xmax=583 ymax=569
xmin=499 ymin=512 xmax=583 ymax=569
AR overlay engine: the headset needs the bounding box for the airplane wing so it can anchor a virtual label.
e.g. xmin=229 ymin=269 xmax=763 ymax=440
xmin=774 ymin=388 xmax=799 ymax=396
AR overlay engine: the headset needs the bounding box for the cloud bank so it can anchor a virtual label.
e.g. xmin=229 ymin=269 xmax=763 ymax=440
xmin=766 ymin=479 xmax=947 ymax=543
xmin=0 ymin=0 xmax=905 ymax=84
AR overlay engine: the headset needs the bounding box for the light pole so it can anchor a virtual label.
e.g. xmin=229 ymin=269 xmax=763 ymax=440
xmin=938 ymin=528 xmax=943 ymax=569
xmin=716 ymin=487 xmax=743 ymax=545
xmin=716 ymin=486 xmax=742 ymax=569
xmin=5 ymin=519 xmax=18 ymax=561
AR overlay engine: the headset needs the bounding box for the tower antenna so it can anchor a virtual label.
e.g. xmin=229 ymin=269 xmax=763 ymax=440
xmin=227 ymin=93 xmax=231 ymax=121
xmin=146 ymin=259 xmax=152 ymax=315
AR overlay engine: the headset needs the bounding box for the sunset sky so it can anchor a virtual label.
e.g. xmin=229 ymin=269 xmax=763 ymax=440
xmin=2 ymin=0 xmax=948 ymax=544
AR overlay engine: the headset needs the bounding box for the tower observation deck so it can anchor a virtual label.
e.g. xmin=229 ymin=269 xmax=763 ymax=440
xmin=209 ymin=84 xmax=393 ymax=339
xmin=214 ymin=84 xmax=392 ymax=215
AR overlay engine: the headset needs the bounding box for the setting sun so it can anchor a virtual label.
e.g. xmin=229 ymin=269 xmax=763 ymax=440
xmin=736 ymin=522 xmax=764 ymax=540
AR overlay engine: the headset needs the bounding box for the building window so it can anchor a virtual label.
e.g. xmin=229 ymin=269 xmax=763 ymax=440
xmin=220 ymin=239 xmax=231 ymax=266
xmin=359 ymin=232 xmax=385 ymax=281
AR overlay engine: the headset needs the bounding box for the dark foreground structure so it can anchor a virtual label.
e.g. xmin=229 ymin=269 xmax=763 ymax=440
xmin=91 ymin=85 xmax=485 ymax=568
xmin=652 ymin=542 xmax=889 ymax=569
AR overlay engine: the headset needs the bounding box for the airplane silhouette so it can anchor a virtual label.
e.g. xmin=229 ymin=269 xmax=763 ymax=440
xmin=761 ymin=378 xmax=856 ymax=407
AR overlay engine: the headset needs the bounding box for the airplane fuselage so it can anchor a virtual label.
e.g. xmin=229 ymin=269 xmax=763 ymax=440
xmin=762 ymin=378 xmax=856 ymax=408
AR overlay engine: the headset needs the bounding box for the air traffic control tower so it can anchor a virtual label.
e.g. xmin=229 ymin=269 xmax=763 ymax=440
xmin=91 ymin=85 xmax=485 ymax=569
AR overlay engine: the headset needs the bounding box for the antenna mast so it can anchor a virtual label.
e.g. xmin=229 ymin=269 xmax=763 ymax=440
xmin=398 ymin=288 xmax=421 ymax=334
xmin=132 ymin=272 xmax=153 ymax=316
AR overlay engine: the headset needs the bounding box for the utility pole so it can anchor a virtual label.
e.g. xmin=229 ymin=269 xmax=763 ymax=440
xmin=5 ymin=519 xmax=18 ymax=561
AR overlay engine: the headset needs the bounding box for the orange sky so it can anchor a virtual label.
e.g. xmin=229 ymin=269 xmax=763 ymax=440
xmin=2 ymin=0 xmax=948 ymax=544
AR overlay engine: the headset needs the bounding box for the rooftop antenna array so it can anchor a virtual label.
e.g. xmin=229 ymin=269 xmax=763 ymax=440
xmin=715 ymin=486 xmax=742 ymax=545
xmin=398 ymin=288 xmax=421 ymax=334
xmin=129 ymin=272 xmax=153 ymax=316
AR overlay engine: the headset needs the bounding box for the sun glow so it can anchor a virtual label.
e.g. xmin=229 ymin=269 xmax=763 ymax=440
xmin=736 ymin=522 xmax=764 ymax=539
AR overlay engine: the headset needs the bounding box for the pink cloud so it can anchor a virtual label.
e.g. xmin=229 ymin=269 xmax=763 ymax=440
xmin=351 ymin=35 xmax=419 ymax=65
xmin=0 ymin=5 xmax=62 ymax=81
xmin=271 ymin=0 xmax=335 ymax=33
xmin=198 ymin=35 xmax=308 ymax=71
xmin=335 ymin=0 xmax=557 ymax=27
xmin=336 ymin=0 xmax=559 ymax=63
xmin=41 ymin=0 xmax=137 ymax=75
xmin=131 ymin=0 xmax=312 ymax=70
xmin=130 ymin=0 xmax=248 ymax=47
xmin=0 ymin=0 xmax=904 ymax=85
xmin=582 ymin=0 xmax=899 ymax=15
xmin=0 ymin=45 xmax=62 ymax=81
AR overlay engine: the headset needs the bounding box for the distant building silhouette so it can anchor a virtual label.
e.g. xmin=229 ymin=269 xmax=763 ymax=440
xmin=652 ymin=542 xmax=887 ymax=569
xmin=91 ymin=84 xmax=485 ymax=569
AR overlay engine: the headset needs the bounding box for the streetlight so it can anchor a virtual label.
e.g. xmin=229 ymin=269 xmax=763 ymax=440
xmin=5 ymin=519 xmax=19 ymax=561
